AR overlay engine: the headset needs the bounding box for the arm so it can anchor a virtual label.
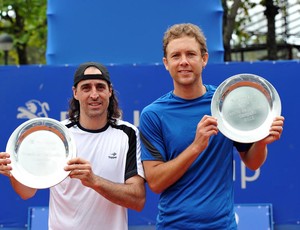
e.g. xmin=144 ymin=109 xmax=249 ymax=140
xmin=0 ymin=152 xmax=37 ymax=200
xmin=239 ymin=116 xmax=284 ymax=170
xmin=91 ymin=174 xmax=145 ymax=211
xmin=143 ymin=115 xmax=218 ymax=194
xmin=65 ymin=157 xmax=146 ymax=211
xmin=9 ymin=175 xmax=37 ymax=200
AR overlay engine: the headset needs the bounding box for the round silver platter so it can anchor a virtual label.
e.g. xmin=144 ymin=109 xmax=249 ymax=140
xmin=211 ymin=73 xmax=281 ymax=143
xmin=6 ymin=117 xmax=76 ymax=189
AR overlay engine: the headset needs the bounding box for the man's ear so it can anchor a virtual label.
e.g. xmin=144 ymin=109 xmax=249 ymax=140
xmin=163 ymin=57 xmax=169 ymax=71
xmin=72 ymin=86 xmax=77 ymax=100
xmin=202 ymin=52 xmax=209 ymax=66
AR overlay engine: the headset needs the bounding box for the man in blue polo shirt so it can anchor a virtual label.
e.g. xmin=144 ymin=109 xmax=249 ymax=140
xmin=139 ymin=23 xmax=284 ymax=229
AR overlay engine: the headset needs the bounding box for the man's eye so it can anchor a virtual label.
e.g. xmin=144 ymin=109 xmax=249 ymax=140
xmin=81 ymin=86 xmax=90 ymax=91
xmin=97 ymin=85 xmax=105 ymax=90
xmin=188 ymin=53 xmax=196 ymax=57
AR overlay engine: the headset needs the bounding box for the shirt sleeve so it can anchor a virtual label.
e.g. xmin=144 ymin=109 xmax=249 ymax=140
xmin=139 ymin=109 xmax=166 ymax=162
xmin=234 ymin=142 xmax=253 ymax=152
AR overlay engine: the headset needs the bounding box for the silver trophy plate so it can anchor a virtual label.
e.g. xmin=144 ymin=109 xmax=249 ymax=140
xmin=211 ymin=73 xmax=281 ymax=143
xmin=6 ymin=117 xmax=76 ymax=189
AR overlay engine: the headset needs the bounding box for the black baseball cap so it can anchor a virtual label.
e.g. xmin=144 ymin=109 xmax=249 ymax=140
xmin=73 ymin=61 xmax=111 ymax=86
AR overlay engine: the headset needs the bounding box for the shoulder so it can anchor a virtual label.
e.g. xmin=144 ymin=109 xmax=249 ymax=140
xmin=60 ymin=119 xmax=76 ymax=129
xmin=60 ymin=119 xmax=70 ymax=125
xmin=201 ymin=84 xmax=217 ymax=100
xmin=205 ymin=84 xmax=217 ymax=93
xmin=141 ymin=91 xmax=173 ymax=114
xmin=113 ymin=119 xmax=139 ymax=133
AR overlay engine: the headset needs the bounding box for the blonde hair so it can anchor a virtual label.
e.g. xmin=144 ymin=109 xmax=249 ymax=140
xmin=163 ymin=23 xmax=208 ymax=57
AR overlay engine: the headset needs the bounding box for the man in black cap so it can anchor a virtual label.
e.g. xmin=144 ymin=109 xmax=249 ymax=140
xmin=0 ymin=61 xmax=145 ymax=230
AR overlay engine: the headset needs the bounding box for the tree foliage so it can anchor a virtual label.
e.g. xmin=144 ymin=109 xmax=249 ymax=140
xmin=0 ymin=0 xmax=47 ymax=65
xmin=222 ymin=0 xmax=289 ymax=61
xmin=222 ymin=0 xmax=261 ymax=61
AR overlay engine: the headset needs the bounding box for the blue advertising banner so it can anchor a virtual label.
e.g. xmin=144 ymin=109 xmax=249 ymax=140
xmin=0 ymin=61 xmax=299 ymax=229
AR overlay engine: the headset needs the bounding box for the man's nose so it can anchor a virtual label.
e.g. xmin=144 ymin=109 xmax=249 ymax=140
xmin=179 ymin=55 xmax=189 ymax=65
xmin=90 ymin=88 xmax=99 ymax=99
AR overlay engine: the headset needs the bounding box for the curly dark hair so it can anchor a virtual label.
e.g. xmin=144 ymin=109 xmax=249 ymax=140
xmin=68 ymin=84 xmax=122 ymax=126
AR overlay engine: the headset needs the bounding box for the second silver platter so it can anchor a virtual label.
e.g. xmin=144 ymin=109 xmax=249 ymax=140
xmin=211 ymin=73 xmax=281 ymax=143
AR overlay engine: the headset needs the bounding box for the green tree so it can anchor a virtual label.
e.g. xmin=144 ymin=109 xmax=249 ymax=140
xmin=263 ymin=0 xmax=279 ymax=60
xmin=222 ymin=0 xmax=243 ymax=61
xmin=0 ymin=0 xmax=47 ymax=65
xmin=223 ymin=0 xmax=260 ymax=61
xmin=222 ymin=0 xmax=283 ymax=61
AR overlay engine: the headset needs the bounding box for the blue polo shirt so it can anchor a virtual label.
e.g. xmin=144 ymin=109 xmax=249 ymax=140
xmin=140 ymin=85 xmax=249 ymax=229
